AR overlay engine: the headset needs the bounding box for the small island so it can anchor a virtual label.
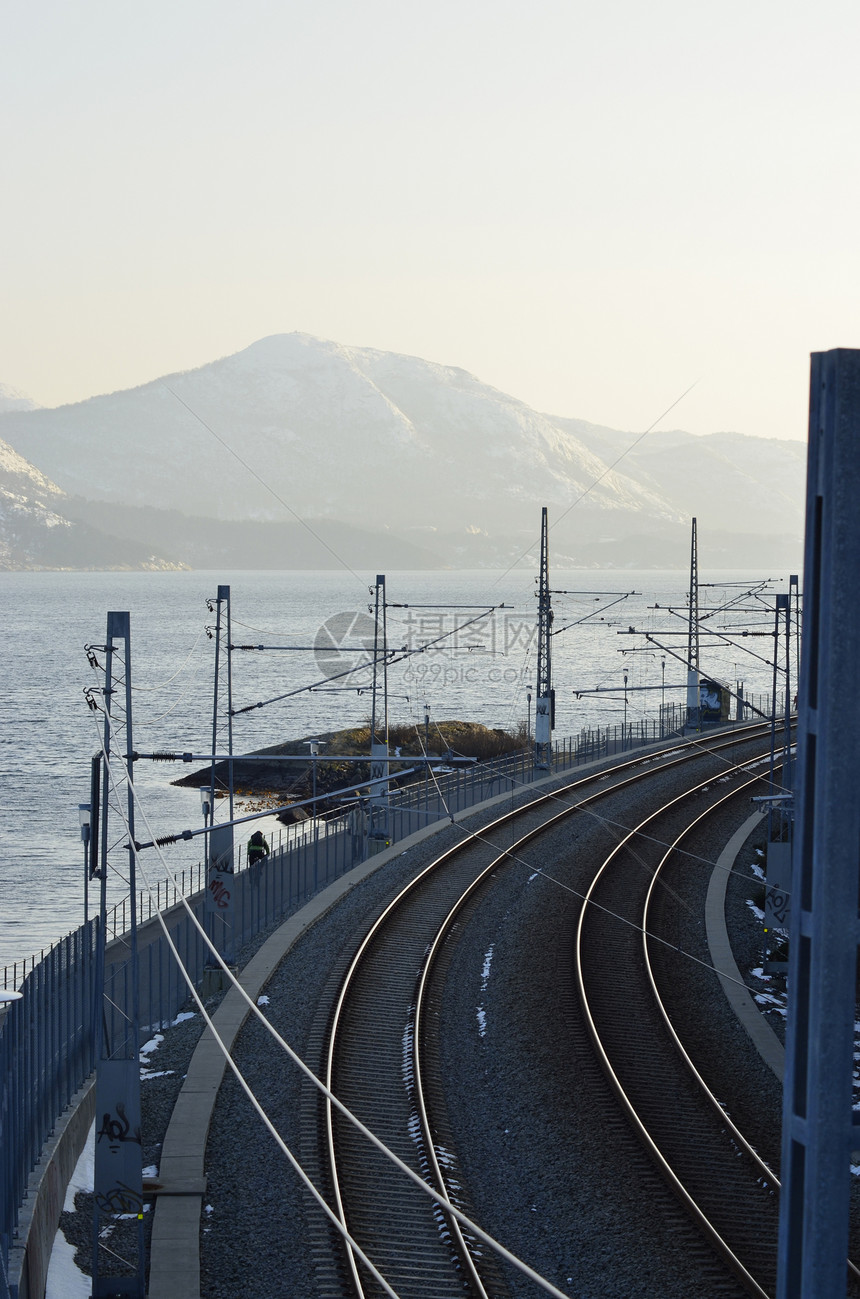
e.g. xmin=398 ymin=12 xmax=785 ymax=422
xmin=173 ymin=720 xmax=529 ymax=821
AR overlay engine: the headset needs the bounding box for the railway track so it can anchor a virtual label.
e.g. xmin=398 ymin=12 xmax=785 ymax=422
xmin=576 ymin=767 xmax=784 ymax=1296
xmin=302 ymin=723 xmax=792 ymax=1297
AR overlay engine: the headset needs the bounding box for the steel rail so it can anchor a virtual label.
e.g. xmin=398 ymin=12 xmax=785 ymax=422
xmin=575 ymin=757 xmax=786 ymax=1296
xmin=323 ymin=722 xmax=779 ymax=1296
xmin=641 ymin=780 xmax=860 ymax=1289
xmin=644 ymin=773 xmax=782 ymax=1180
xmin=413 ymin=747 xmax=784 ymax=1293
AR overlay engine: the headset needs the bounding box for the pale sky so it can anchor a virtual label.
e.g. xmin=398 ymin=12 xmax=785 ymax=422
xmin=2 ymin=0 xmax=858 ymax=439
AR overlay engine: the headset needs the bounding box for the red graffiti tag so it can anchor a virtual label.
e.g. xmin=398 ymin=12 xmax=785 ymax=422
xmin=208 ymin=877 xmax=231 ymax=909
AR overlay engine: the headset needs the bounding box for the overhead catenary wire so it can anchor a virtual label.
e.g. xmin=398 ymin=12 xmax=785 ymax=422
xmin=643 ymin=606 xmax=788 ymax=673
xmin=231 ymin=605 xmax=506 ymax=716
xmin=433 ymin=718 xmax=792 ymax=904
xmin=129 ymin=768 xmax=420 ymax=852
xmin=124 ymin=625 xmax=209 ymax=692
xmin=619 ymin=635 xmax=772 ymax=721
xmin=86 ymin=624 xmax=212 ymax=742
xmin=136 ymin=697 xmax=789 ymax=901
xmin=499 ymin=644 xmax=534 ymax=734
xmin=494 ymin=379 xmax=700 ymax=583
xmin=86 ymin=622 xmax=788 ymax=891
xmin=134 ymin=672 xmax=205 ymax=728
xmin=164 ymin=385 xmax=368 ymax=587
xmin=439 ymin=659 xmax=795 ymax=789
xmin=208 ymin=721 xmax=785 ymax=1275
xmin=552 ymin=591 xmax=636 ymax=637
xmin=418 ymin=723 xmax=790 ymax=993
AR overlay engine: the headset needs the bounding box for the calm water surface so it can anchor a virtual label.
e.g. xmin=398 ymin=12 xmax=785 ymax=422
xmin=0 ymin=567 xmax=789 ymax=967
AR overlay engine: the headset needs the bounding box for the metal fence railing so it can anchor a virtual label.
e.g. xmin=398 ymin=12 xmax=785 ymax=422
xmin=0 ymin=704 xmax=779 ymax=1293
xmin=0 ymin=922 xmax=96 ymax=1299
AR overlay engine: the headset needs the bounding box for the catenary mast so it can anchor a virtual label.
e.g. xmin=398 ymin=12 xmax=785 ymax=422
xmin=368 ymin=575 xmax=390 ymax=849
xmin=535 ymin=507 xmax=554 ymax=768
xmin=686 ymin=516 xmax=700 ymax=728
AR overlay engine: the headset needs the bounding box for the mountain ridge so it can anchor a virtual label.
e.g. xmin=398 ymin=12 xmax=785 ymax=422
xmin=0 ymin=333 xmax=806 ymax=570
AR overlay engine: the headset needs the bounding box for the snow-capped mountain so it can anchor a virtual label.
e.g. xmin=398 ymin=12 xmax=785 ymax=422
xmin=0 ymin=335 xmax=677 ymax=536
xmin=0 ymin=334 xmax=807 ymax=568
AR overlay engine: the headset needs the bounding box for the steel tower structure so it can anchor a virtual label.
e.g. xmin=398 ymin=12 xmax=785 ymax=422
xmin=205 ymin=584 xmax=236 ymax=970
xmin=91 ymin=612 xmax=145 ymax=1297
xmin=534 ymin=508 xmax=554 ymax=768
xmin=686 ymin=516 xmax=700 ymax=727
xmin=368 ymin=575 xmax=390 ymax=848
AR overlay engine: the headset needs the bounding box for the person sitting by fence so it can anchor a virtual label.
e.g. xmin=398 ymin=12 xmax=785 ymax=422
xmin=246 ymin=829 xmax=270 ymax=875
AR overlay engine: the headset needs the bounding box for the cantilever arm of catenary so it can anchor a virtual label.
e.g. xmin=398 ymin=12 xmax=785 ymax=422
xmin=92 ymin=720 xmax=574 ymax=1299
xmin=231 ymin=605 xmax=505 ymax=716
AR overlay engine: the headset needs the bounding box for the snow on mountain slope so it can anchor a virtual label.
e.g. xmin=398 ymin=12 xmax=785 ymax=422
xmin=0 ymin=437 xmax=65 ymax=496
xmin=0 ymin=334 xmax=681 ymax=537
xmin=0 ymin=434 xmax=74 ymax=567
xmin=0 ymin=434 xmax=182 ymax=570
xmin=343 ymin=345 xmax=674 ymax=522
xmin=0 ymin=383 xmax=38 ymax=415
xmin=0 ymin=336 xmax=807 ymax=565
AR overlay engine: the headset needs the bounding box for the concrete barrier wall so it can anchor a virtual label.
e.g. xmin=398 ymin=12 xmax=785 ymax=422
xmin=9 ymin=1077 xmax=95 ymax=1299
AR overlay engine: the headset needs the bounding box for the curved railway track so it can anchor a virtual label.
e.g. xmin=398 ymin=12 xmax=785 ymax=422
xmin=576 ymin=768 xmax=784 ymax=1296
xmin=305 ymin=723 xmax=794 ymax=1297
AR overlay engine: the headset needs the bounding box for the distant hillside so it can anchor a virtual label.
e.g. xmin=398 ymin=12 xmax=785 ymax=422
xmin=58 ymin=498 xmax=446 ymax=570
xmin=0 ymin=383 xmax=38 ymax=415
xmin=0 ymin=436 xmax=185 ymax=571
xmin=0 ymin=334 xmax=807 ymax=569
xmin=549 ymin=418 xmax=807 ymax=543
xmin=0 ymin=334 xmax=676 ymax=533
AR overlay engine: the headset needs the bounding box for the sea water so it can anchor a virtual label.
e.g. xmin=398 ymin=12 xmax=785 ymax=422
xmin=0 ymin=567 xmax=790 ymax=968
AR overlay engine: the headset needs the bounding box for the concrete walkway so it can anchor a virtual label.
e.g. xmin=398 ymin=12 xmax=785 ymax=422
xmin=705 ymin=810 xmax=785 ymax=1082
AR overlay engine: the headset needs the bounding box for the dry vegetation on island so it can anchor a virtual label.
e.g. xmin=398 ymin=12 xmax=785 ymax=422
xmin=174 ymin=720 xmax=529 ymax=821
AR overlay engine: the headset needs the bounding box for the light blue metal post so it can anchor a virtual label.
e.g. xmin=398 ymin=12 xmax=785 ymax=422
xmin=369 ymin=576 xmax=390 ymax=849
xmin=777 ymin=349 xmax=860 ymax=1297
xmin=534 ymin=508 xmax=554 ymax=768
xmin=92 ymin=611 xmax=145 ymax=1298
xmin=205 ymin=585 xmax=236 ymax=966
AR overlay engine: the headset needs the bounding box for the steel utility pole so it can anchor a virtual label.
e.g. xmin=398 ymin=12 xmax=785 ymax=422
xmin=92 ymin=612 xmax=145 ymax=1298
xmin=686 ymin=516 xmax=700 ymax=729
xmin=83 ymin=752 xmax=101 ymax=928
xmin=204 ymin=585 xmax=236 ymax=979
xmin=368 ymin=575 xmax=390 ymax=850
xmin=790 ymin=571 xmax=801 ymax=701
xmin=661 ymin=657 xmax=666 ymax=732
xmin=535 ymin=507 xmax=554 ymax=769
xmin=777 ymin=349 xmax=860 ymax=1298
xmin=766 ymin=594 xmax=787 ymax=844
xmin=782 ymin=587 xmax=792 ymax=826
xmin=424 ymin=703 xmax=430 ymax=805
